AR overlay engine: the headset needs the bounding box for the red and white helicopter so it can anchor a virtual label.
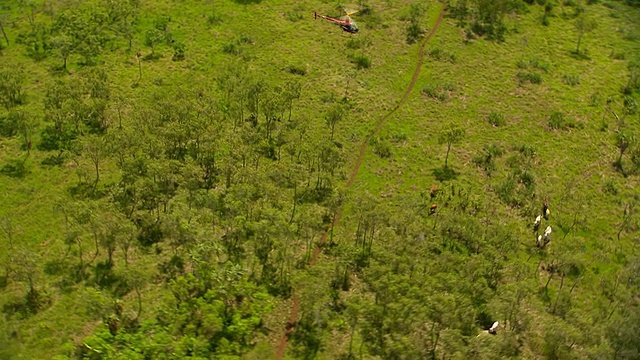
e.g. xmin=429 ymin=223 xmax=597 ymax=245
xmin=314 ymin=6 xmax=360 ymax=34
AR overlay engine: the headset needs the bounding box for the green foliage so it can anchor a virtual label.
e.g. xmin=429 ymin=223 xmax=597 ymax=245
xmin=346 ymin=37 xmax=372 ymax=50
xmin=222 ymin=42 xmax=240 ymax=55
xmin=403 ymin=2 xmax=427 ymax=44
xmin=15 ymin=22 xmax=51 ymax=60
xmin=172 ymin=42 xmax=185 ymax=61
xmin=422 ymin=81 xmax=453 ymax=101
xmin=562 ymin=73 xmax=581 ymax=86
xmin=473 ymin=143 xmax=505 ymax=176
xmin=517 ymin=71 xmax=543 ymax=84
xmin=405 ymin=22 xmax=424 ymax=44
xmin=1 ymin=1 xmax=640 ymax=359
xmin=0 ymin=68 xmax=26 ymax=110
xmin=428 ymin=47 xmax=457 ymax=62
xmin=370 ymin=136 xmax=392 ymax=158
xmin=548 ymin=111 xmax=582 ymax=129
xmin=351 ymin=53 xmax=371 ymax=69
xmin=517 ymin=57 xmax=551 ymax=72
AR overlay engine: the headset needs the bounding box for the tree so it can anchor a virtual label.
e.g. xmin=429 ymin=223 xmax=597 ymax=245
xmin=574 ymin=14 xmax=597 ymax=54
xmin=438 ymin=123 xmax=466 ymax=168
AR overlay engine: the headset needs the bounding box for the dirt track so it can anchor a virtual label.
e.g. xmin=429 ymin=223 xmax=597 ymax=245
xmin=274 ymin=6 xmax=446 ymax=359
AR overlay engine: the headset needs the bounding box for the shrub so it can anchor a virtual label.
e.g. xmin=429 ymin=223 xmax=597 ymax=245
xmin=441 ymin=82 xmax=456 ymax=92
xmin=207 ymin=13 xmax=222 ymax=26
xmin=517 ymin=71 xmax=542 ymax=84
xmin=548 ymin=111 xmax=566 ymax=129
xmin=351 ymin=53 xmax=371 ymax=69
xmin=562 ymin=74 xmax=580 ymax=86
xmin=529 ymin=58 xmax=550 ymax=72
xmin=172 ymin=42 xmax=185 ymax=61
xmin=610 ymin=51 xmax=626 ymax=60
xmin=496 ymin=177 xmax=516 ymax=204
xmin=238 ymin=34 xmax=253 ymax=44
xmin=519 ymin=171 xmax=535 ymax=190
xmin=286 ymin=11 xmax=304 ymax=22
xmin=603 ymin=179 xmax=618 ymax=195
xmin=488 ymin=112 xmax=506 ymax=127
xmin=422 ymin=83 xmax=448 ymax=101
xmin=370 ymin=137 xmax=391 ymax=158
xmin=519 ymin=144 xmax=537 ymax=159
xmin=473 ymin=144 xmax=504 ymax=176
xmin=406 ymin=22 xmax=423 ymax=44
xmin=391 ymin=132 xmax=407 ymax=143
xmin=346 ymin=37 xmax=372 ymax=50
xmin=222 ymin=42 xmax=239 ymax=55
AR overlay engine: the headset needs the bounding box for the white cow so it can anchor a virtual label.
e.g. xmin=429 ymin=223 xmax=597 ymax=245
xmin=489 ymin=321 xmax=499 ymax=334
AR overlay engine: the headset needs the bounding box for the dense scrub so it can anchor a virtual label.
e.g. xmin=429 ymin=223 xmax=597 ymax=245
xmin=0 ymin=0 xmax=639 ymax=359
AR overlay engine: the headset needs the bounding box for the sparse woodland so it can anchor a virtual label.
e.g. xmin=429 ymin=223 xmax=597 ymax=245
xmin=0 ymin=0 xmax=639 ymax=359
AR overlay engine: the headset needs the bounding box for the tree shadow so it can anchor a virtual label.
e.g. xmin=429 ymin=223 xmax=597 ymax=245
xmin=2 ymin=289 xmax=51 ymax=319
xmin=0 ymin=159 xmax=29 ymax=178
xmin=433 ymin=166 xmax=458 ymax=182
xmin=231 ymin=0 xmax=262 ymax=4
xmin=569 ymin=50 xmax=591 ymax=60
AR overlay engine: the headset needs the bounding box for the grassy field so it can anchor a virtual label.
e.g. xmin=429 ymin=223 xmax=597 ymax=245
xmin=1 ymin=0 xmax=639 ymax=358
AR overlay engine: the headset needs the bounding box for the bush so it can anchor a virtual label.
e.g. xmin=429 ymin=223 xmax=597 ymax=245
xmin=351 ymin=53 xmax=371 ymax=69
xmin=222 ymin=42 xmax=239 ymax=55
xmin=207 ymin=13 xmax=222 ymax=26
xmin=610 ymin=51 xmax=626 ymax=60
xmin=370 ymin=137 xmax=391 ymax=158
xmin=548 ymin=111 xmax=566 ymax=129
xmin=548 ymin=111 xmax=582 ymax=130
xmin=286 ymin=11 xmax=304 ymax=22
xmin=488 ymin=112 xmax=506 ymax=127
xmin=406 ymin=22 xmax=423 ymax=44
xmin=517 ymin=71 xmax=542 ymax=84
xmin=346 ymin=37 xmax=372 ymax=50
xmin=562 ymin=74 xmax=580 ymax=86
xmin=603 ymin=179 xmax=618 ymax=195
xmin=422 ymin=83 xmax=448 ymax=101
xmin=519 ymin=171 xmax=535 ymax=190
xmin=172 ymin=42 xmax=185 ymax=61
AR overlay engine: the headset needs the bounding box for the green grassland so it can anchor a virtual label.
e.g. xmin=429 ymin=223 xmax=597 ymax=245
xmin=0 ymin=0 xmax=639 ymax=358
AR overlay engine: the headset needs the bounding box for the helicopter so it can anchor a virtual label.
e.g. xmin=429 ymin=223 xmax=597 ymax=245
xmin=314 ymin=7 xmax=360 ymax=34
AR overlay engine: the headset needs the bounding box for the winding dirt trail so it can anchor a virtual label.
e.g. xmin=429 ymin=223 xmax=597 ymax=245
xmin=274 ymin=6 xmax=446 ymax=359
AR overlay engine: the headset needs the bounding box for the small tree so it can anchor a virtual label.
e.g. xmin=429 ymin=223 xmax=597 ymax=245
xmin=325 ymin=105 xmax=344 ymax=141
xmin=574 ymin=14 xmax=597 ymax=55
xmin=0 ymin=68 xmax=26 ymax=110
xmin=615 ymin=128 xmax=636 ymax=172
xmin=144 ymin=28 xmax=164 ymax=58
xmin=50 ymin=35 xmax=73 ymax=70
xmin=82 ymin=134 xmax=108 ymax=189
xmin=438 ymin=123 xmax=466 ymax=168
